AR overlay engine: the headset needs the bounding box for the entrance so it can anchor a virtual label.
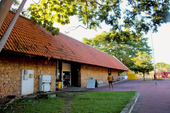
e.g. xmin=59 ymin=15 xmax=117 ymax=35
xmin=71 ymin=63 xmax=80 ymax=87
xmin=57 ymin=61 xmax=80 ymax=88
xmin=62 ymin=62 xmax=71 ymax=88
xmin=63 ymin=71 xmax=71 ymax=87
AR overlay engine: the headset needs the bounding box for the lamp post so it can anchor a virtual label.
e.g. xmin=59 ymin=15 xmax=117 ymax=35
xmin=150 ymin=28 xmax=157 ymax=85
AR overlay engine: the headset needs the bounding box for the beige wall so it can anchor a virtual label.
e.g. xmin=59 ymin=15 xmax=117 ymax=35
xmin=0 ymin=53 xmax=120 ymax=97
xmin=80 ymin=64 xmax=119 ymax=87
xmin=0 ymin=54 xmax=56 ymax=98
xmin=111 ymin=69 xmax=119 ymax=81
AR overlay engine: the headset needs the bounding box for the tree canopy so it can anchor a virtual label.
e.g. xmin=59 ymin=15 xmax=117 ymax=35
xmin=155 ymin=62 xmax=170 ymax=71
xmin=27 ymin=0 xmax=170 ymax=35
xmin=10 ymin=0 xmax=27 ymax=16
xmin=130 ymin=50 xmax=153 ymax=73
xmin=130 ymin=50 xmax=153 ymax=80
xmin=83 ymin=30 xmax=152 ymax=68
xmin=10 ymin=0 xmax=20 ymax=12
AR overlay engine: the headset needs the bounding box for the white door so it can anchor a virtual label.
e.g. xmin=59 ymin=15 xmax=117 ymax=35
xmin=21 ymin=69 xmax=34 ymax=95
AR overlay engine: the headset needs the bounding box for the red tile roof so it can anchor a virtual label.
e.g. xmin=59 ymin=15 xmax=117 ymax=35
xmin=0 ymin=12 xmax=128 ymax=71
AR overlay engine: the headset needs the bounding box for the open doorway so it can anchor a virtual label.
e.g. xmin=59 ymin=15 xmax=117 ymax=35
xmin=63 ymin=71 xmax=71 ymax=87
xmin=56 ymin=61 xmax=80 ymax=88
xmin=62 ymin=62 xmax=71 ymax=88
xmin=71 ymin=63 xmax=80 ymax=87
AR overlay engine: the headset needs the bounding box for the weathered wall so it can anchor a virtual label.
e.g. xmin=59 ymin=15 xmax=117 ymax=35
xmin=0 ymin=53 xmax=120 ymax=97
xmin=111 ymin=69 xmax=119 ymax=81
xmin=0 ymin=53 xmax=56 ymax=98
xmin=80 ymin=64 xmax=119 ymax=87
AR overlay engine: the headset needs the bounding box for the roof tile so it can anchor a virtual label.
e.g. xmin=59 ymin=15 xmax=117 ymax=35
xmin=0 ymin=12 xmax=128 ymax=71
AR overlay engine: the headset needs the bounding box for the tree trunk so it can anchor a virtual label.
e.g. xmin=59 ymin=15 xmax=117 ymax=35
xmin=0 ymin=0 xmax=14 ymax=28
xmin=143 ymin=72 xmax=145 ymax=81
xmin=0 ymin=0 xmax=27 ymax=52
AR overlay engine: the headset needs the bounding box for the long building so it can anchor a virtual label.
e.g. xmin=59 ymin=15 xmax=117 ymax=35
xmin=0 ymin=12 xmax=128 ymax=97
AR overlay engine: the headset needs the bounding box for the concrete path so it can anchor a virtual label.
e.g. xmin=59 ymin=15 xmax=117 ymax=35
xmin=87 ymin=79 xmax=170 ymax=113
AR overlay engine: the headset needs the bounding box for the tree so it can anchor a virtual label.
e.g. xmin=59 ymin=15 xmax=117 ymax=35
xmin=10 ymin=0 xmax=20 ymax=12
xmin=1 ymin=0 xmax=170 ymax=52
xmin=155 ymin=62 xmax=170 ymax=71
xmin=28 ymin=0 xmax=77 ymax=35
xmin=83 ymin=30 xmax=152 ymax=68
xmin=27 ymin=0 xmax=170 ymax=36
xmin=10 ymin=0 xmax=28 ymax=16
xmin=130 ymin=51 xmax=154 ymax=81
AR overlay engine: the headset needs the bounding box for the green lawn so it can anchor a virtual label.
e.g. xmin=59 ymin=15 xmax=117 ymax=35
xmin=1 ymin=91 xmax=136 ymax=113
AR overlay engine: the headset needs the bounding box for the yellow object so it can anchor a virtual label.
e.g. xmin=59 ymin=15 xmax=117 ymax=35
xmin=58 ymin=81 xmax=62 ymax=89
xmin=108 ymin=75 xmax=112 ymax=81
xmin=168 ymin=74 xmax=170 ymax=77
xmin=127 ymin=70 xmax=141 ymax=80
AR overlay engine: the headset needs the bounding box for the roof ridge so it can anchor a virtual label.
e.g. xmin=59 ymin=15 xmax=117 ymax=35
xmin=0 ymin=12 xmax=129 ymax=71
xmin=60 ymin=32 xmax=129 ymax=70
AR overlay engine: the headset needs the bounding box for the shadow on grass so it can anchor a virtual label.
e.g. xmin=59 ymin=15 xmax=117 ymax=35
xmin=1 ymin=91 xmax=136 ymax=113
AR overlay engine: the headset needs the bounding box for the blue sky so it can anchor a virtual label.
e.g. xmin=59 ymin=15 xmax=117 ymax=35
xmin=21 ymin=0 xmax=170 ymax=64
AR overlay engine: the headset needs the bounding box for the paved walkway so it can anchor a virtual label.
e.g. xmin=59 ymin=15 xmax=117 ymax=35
xmin=87 ymin=79 xmax=170 ymax=113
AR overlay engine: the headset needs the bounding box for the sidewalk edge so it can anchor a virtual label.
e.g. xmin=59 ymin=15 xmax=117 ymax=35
xmin=120 ymin=91 xmax=140 ymax=113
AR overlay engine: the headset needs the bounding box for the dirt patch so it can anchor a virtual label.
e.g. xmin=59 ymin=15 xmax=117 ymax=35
xmin=0 ymin=91 xmax=81 ymax=112
xmin=0 ymin=97 xmax=14 ymax=111
xmin=56 ymin=92 xmax=80 ymax=113
xmin=0 ymin=97 xmax=12 ymax=105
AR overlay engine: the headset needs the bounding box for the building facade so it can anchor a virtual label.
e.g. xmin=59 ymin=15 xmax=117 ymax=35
xmin=0 ymin=12 xmax=128 ymax=98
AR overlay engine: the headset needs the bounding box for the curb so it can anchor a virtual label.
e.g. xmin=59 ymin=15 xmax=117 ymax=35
xmin=113 ymin=79 xmax=128 ymax=84
xmin=98 ymin=79 xmax=128 ymax=87
xmin=120 ymin=91 xmax=140 ymax=113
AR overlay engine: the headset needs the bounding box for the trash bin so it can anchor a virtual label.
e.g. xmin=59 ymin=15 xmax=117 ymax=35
xmin=58 ymin=81 xmax=62 ymax=89
xmin=56 ymin=79 xmax=62 ymax=90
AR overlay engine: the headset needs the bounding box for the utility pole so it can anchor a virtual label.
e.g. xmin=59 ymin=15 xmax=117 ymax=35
xmin=0 ymin=0 xmax=27 ymax=52
xmin=151 ymin=28 xmax=157 ymax=85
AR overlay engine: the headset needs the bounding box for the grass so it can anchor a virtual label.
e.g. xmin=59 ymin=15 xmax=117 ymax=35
xmin=1 ymin=91 xmax=136 ymax=113
xmin=69 ymin=92 xmax=136 ymax=113
xmin=1 ymin=97 xmax=65 ymax=113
